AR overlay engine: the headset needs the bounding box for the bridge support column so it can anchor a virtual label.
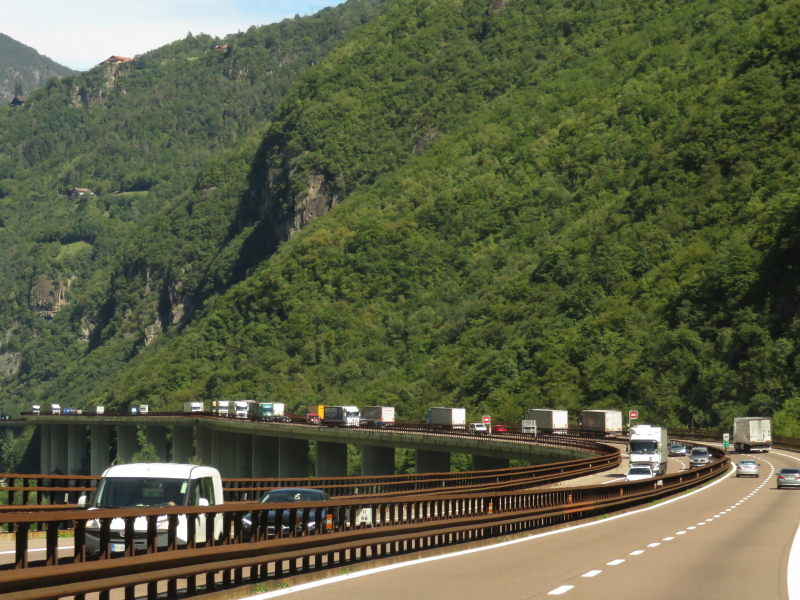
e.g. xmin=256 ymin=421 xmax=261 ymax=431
xmin=196 ymin=425 xmax=212 ymax=466
xmin=416 ymin=449 xmax=450 ymax=474
xmin=252 ymin=435 xmax=280 ymax=478
xmin=221 ymin=431 xmax=238 ymax=477
xmin=67 ymin=424 xmax=86 ymax=474
xmin=235 ymin=434 xmax=252 ymax=477
xmin=172 ymin=426 xmax=194 ymax=463
xmin=145 ymin=426 xmax=169 ymax=462
xmin=117 ymin=425 xmax=137 ymax=463
xmin=40 ymin=424 xmax=52 ymax=474
xmin=362 ymin=445 xmax=395 ymax=475
xmin=472 ymin=455 xmax=509 ymax=471
xmin=90 ymin=425 xmax=111 ymax=475
xmin=211 ymin=429 xmax=224 ymax=473
xmin=316 ymin=441 xmax=348 ymax=477
xmin=50 ymin=424 xmax=69 ymax=474
xmin=279 ymin=438 xmax=309 ymax=477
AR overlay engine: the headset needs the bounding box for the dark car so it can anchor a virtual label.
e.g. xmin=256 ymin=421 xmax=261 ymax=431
xmin=241 ymin=488 xmax=330 ymax=538
xmin=777 ymin=468 xmax=800 ymax=489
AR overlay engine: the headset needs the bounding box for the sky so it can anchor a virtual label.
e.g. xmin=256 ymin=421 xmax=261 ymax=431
xmin=1 ymin=0 xmax=343 ymax=71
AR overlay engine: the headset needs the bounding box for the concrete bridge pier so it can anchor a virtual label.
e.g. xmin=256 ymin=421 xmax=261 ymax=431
xmin=362 ymin=445 xmax=395 ymax=475
xmin=416 ymin=449 xmax=450 ymax=474
xmin=145 ymin=425 xmax=169 ymax=462
xmin=67 ymin=424 xmax=86 ymax=474
xmin=280 ymin=438 xmax=309 ymax=478
xmin=117 ymin=425 xmax=137 ymax=463
xmin=472 ymin=455 xmax=510 ymax=471
xmin=252 ymin=435 xmax=280 ymax=478
xmin=234 ymin=433 xmax=252 ymax=477
xmin=196 ymin=426 xmax=213 ymax=466
xmin=50 ymin=424 xmax=69 ymax=475
xmin=90 ymin=425 xmax=111 ymax=475
xmin=317 ymin=441 xmax=348 ymax=477
xmin=40 ymin=424 xmax=52 ymax=474
xmin=172 ymin=426 xmax=194 ymax=463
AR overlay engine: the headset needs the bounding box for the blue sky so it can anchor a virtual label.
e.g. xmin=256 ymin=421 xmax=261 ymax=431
xmin=1 ymin=1 xmax=344 ymax=71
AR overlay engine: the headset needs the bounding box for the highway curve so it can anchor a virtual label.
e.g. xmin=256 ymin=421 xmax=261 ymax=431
xmin=252 ymin=448 xmax=800 ymax=600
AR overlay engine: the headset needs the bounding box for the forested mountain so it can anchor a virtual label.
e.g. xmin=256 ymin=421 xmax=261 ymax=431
xmin=0 ymin=33 xmax=75 ymax=101
xmin=2 ymin=0 xmax=800 ymax=469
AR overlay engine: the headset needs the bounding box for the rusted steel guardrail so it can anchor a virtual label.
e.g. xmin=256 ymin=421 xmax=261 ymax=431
xmin=0 ymin=451 xmax=729 ymax=600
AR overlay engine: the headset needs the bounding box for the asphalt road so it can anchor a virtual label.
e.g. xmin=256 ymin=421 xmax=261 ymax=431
xmin=242 ymin=448 xmax=800 ymax=600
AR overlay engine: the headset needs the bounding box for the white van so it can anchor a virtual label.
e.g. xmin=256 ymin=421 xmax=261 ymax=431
xmin=82 ymin=463 xmax=224 ymax=554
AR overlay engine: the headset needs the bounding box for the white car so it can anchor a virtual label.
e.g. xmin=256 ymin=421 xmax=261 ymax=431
xmin=626 ymin=465 xmax=655 ymax=481
xmin=468 ymin=422 xmax=489 ymax=435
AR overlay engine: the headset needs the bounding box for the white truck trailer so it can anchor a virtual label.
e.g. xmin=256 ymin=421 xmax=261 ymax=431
xmin=426 ymin=407 xmax=467 ymax=429
xmin=732 ymin=417 xmax=772 ymax=452
xmin=580 ymin=409 xmax=623 ymax=435
xmin=322 ymin=405 xmax=361 ymax=427
xmin=628 ymin=424 xmax=668 ymax=476
xmin=234 ymin=400 xmax=258 ymax=419
xmin=524 ymin=409 xmax=568 ymax=433
xmin=212 ymin=400 xmax=231 ymax=417
xmin=361 ymin=406 xmax=396 ymax=427
xmin=183 ymin=402 xmax=204 ymax=413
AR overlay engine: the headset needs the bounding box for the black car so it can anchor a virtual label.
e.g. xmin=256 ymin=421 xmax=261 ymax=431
xmin=241 ymin=488 xmax=331 ymax=538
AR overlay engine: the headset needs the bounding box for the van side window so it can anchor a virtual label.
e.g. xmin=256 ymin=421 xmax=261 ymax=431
xmin=195 ymin=476 xmax=214 ymax=504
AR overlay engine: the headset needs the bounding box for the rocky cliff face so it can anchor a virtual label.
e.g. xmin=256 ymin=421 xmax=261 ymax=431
xmin=29 ymin=275 xmax=74 ymax=319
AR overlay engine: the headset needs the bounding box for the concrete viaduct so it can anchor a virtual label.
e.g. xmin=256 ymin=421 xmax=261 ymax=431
xmin=22 ymin=414 xmax=588 ymax=478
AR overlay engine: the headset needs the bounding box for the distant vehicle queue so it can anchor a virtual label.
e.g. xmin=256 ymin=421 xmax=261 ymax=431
xmin=26 ymin=402 xmax=774 ymax=456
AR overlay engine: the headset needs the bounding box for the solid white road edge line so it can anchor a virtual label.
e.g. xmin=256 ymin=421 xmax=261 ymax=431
xmin=788 ymin=523 xmax=800 ymax=600
xmin=242 ymin=462 xmax=737 ymax=599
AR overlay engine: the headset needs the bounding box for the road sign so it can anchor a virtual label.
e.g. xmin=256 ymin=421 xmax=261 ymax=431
xmin=722 ymin=433 xmax=730 ymax=442
xmin=482 ymin=415 xmax=491 ymax=424
xmin=629 ymin=410 xmax=638 ymax=420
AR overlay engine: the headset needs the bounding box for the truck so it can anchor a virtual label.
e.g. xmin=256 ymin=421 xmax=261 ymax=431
xmin=361 ymin=406 xmax=395 ymax=427
xmin=628 ymin=424 xmax=668 ymax=476
xmin=732 ymin=417 xmax=772 ymax=452
xmin=183 ymin=401 xmax=205 ymax=413
xmin=580 ymin=409 xmax=623 ymax=436
xmin=47 ymin=403 xmax=62 ymax=415
xmin=521 ymin=419 xmax=538 ymax=435
xmin=322 ymin=405 xmax=361 ymax=427
xmin=81 ymin=463 xmax=224 ymax=555
xmin=234 ymin=400 xmax=258 ymax=419
xmin=212 ymin=400 xmax=230 ymax=417
xmin=426 ymin=407 xmax=467 ymax=430
xmin=524 ymin=409 xmax=568 ymax=434
xmin=258 ymin=402 xmax=286 ymax=420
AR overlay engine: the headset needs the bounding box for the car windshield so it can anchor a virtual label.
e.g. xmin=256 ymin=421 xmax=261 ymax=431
xmin=781 ymin=469 xmax=800 ymax=475
xmin=94 ymin=477 xmax=188 ymax=508
xmin=629 ymin=468 xmax=651 ymax=475
xmin=739 ymin=461 xmax=757 ymax=466
xmin=691 ymin=448 xmax=709 ymax=456
xmin=260 ymin=490 xmax=327 ymax=502
xmin=630 ymin=441 xmax=657 ymax=454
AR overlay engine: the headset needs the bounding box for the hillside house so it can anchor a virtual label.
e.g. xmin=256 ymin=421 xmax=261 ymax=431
xmin=103 ymin=56 xmax=133 ymax=64
xmin=68 ymin=188 xmax=94 ymax=199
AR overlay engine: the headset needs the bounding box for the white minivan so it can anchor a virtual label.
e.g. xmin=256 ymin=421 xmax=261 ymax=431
xmin=82 ymin=463 xmax=224 ymax=554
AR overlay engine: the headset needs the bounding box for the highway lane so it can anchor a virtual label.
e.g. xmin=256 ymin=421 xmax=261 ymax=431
xmin=253 ymin=449 xmax=800 ymax=600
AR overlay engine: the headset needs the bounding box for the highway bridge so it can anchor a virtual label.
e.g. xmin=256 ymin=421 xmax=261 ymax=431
xmin=0 ymin=418 xmax=797 ymax=599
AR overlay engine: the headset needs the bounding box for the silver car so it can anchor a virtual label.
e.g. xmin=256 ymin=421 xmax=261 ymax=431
xmin=735 ymin=459 xmax=759 ymax=477
xmin=777 ymin=468 xmax=800 ymax=489
xmin=689 ymin=446 xmax=711 ymax=468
